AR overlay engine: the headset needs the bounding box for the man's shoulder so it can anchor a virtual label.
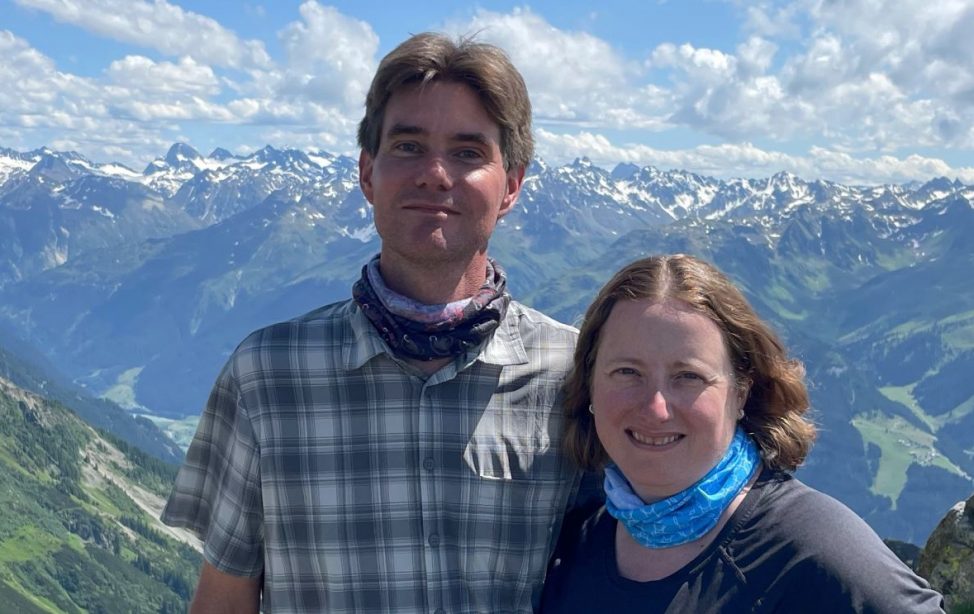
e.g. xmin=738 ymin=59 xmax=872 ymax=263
xmin=507 ymin=300 xmax=578 ymax=340
xmin=235 ymin=298 xmax=355 ymax=354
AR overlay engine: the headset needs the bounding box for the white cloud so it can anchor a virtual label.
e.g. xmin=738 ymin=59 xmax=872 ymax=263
xmin=257 ymin=127 xmax=347 ymax=153
xmin=0 ymin=30 xmax=89 ymax=113
xmin=536 ymin=128 xmax=812 ymax=178
xmin=648 ymin=40 xmax=814 ymax=141
xmin=535 ymin=128 xmax=974 ymax=184
xmin=809 ymin=147 xmax=974 ymax=185
xmin=276 ymin=1 xmax=379 ymax=109
xmin=0 ymin=2 xmax=376 ymax=167
xmin=740 ymin=1 xmax=804 ymax=40
xmin=118 ymin=98 xmax=237 ymax=122
xmin=0 ymin=30 xmax=209 ymax=165
xmin=106 ymin=56 xmax=220 ymax=96
xmin=447 ymin=8 xmax=659 ymax=129
xmin=779 ymin=0 xmax=974 ymax=149
xmin=0 ymin=30 xmax=105 ymax=124
xmin=736 ymin=36 xmax=777 ymax=78
xmin=631 ymin=0 xmax=974 ymax=153
xmin=13 ymin=0 xmax=272 ymax=69
xmin=784 ymin=34 xmax=850 ymax=94
xmin=651 ymin=43 xmax=737 ymax=82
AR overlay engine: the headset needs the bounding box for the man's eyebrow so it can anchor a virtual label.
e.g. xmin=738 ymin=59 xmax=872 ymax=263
xmin=386 ymin=123 xmax=424 ymax=138
xmin=454 ymin=132 xmax=491 ymax=146
xmin=385 ymin=124 xmax=492 ymax=146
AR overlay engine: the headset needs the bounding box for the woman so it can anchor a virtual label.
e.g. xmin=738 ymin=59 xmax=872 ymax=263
xmin=540 ymin=254 xmax=944 ymax=613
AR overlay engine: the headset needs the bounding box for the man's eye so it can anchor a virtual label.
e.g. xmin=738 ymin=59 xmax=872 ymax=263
xmin=394 ymin=142 xmax=420 ymax=153
xmin=457 ymin=149 xmax=483 ymax=159
xmin=676 ymin=372 xmax=704 ymax=382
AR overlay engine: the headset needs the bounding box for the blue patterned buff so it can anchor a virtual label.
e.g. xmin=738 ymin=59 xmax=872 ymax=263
xmin=604 ymin=426 xmax=761 ymax=548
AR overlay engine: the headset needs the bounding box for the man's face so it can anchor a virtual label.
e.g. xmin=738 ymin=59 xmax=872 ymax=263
xmin=359 ymin=80 xmax=524 ymax=270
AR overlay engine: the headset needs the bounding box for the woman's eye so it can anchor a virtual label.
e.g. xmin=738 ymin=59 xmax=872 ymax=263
xmin=613 ymin=367 xmax=638 ymax=376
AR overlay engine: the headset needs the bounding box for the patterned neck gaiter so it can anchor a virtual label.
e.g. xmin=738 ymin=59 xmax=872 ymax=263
xmin=352 ymin=254 xmax=511 ymax=361
xmin=604 ymin=426 xmax=761 ymax=549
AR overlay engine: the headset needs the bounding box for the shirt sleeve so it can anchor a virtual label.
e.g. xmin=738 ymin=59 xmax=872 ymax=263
xmin=160 ymin=357 xmax=264 ymax=577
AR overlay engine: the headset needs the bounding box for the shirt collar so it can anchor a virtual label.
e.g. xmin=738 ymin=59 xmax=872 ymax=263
xmin=476 ymin=303 xmax=528 ymax=366
xmin=344 ymin=301 xmax=528 ymax=371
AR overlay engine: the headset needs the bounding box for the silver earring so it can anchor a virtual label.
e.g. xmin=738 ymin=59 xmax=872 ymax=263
xmin=588 ymin=404 xmax=595 ymax=415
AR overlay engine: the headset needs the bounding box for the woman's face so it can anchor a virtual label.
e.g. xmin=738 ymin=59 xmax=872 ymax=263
xmin=591 ymin=298 xmax=745 ymax=502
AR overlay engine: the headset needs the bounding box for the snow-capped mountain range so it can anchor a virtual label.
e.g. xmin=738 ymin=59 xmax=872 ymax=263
xmin=3 ymin=143 xmax=966 ymax=264
xmin=1 ymin=142 xmax=973 ymax=546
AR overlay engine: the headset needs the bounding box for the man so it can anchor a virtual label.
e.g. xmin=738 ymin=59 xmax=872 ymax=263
xmin=162 ymin=32 xmax=592 ymax=613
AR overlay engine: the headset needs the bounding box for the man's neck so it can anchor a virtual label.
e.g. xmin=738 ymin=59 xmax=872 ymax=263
xmin=377 ymin=253 xmax=489 ymax=304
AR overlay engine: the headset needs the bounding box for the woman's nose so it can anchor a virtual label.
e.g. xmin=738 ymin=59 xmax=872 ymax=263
xmin=642 ymin=389 xmax=671 ymax=421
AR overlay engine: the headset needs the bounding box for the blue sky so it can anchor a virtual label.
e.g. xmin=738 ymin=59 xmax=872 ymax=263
xmin=2 ymin=0 xmax=974 ymax=184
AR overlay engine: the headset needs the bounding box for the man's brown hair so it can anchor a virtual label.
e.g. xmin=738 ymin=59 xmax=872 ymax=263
xmin=357 ymin=32 xmax=534 ymax=171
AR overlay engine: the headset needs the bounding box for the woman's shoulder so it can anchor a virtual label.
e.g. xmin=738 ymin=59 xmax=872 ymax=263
xmin=751 ymin=471 xmax=868 ymax=528
xmin=737 ymin=470 xmax=890 ymax=560
xmin=728 ymin=470 xmax=945 ymax=613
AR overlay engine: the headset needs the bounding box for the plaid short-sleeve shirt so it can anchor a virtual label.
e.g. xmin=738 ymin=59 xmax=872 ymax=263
xmin=161 ymin=299 xmax=587 ymax=613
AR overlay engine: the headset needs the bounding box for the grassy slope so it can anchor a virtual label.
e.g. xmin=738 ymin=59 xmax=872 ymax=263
xmin=0 ymin=377 xmax=201 ymax=612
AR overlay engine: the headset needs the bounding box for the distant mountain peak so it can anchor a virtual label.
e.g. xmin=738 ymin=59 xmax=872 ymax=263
xmin=164 ymin=143 xmax=202 ymax=166
xmin=251 ymin=144 xmax=280 ymax=159
xmin=611 ymin=162 xmax=641 ymax=181
xmin=527 ymin=158 xmax=549 ymax=175
xmin=209 ymin=147 xmax=236 ymax=160
xmin=923 ymin=176 xmax=958 ymax=188
xmin=29 ymin=151 xmax=85 ymax=182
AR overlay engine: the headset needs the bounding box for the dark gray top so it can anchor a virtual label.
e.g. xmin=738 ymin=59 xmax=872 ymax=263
xmin=540 ymin=470 xmax=945 ymax=613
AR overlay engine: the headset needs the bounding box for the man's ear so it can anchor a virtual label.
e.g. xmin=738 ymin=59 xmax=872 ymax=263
xmin=359 ymin=149 xmax=375 ymax=204
xmin=498 ymin=165 xmax=526 ymax=218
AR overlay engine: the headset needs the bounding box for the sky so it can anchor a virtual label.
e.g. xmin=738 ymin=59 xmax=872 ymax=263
xmin=3 ymin=0 xmax=974 ymax=185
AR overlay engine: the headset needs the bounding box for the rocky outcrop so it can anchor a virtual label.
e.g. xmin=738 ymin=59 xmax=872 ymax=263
xmin=918 ymin=492 xmax=974 ymax=610
xmin=885 ymin=539 xmax=922 ymax=570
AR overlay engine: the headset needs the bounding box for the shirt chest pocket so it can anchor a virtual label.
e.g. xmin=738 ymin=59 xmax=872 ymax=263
xmin=461 ymin=403 xmax=569 ymax=493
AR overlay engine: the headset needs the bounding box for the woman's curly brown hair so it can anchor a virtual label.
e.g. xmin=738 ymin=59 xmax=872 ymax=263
xmin=563 ymin=253 xmax=816 ymax=472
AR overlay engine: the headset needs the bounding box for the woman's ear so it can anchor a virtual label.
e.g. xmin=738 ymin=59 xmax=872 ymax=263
xmin=736 ymin=377 xmax=752 ymax=418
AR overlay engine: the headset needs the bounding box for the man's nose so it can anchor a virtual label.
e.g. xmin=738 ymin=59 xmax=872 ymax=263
xmin=415 ymin=154 xmax=453 ymax=190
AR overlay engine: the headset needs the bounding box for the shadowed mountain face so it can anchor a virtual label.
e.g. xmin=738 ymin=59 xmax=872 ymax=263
xmin=1 ymin=144 xmax=972 ymax=544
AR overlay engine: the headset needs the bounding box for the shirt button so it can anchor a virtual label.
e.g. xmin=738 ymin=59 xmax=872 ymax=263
xmin=428 ymin=533 xmax=440 ymax=547
xmin=423 ymin=457 xmax=435 ymax=471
